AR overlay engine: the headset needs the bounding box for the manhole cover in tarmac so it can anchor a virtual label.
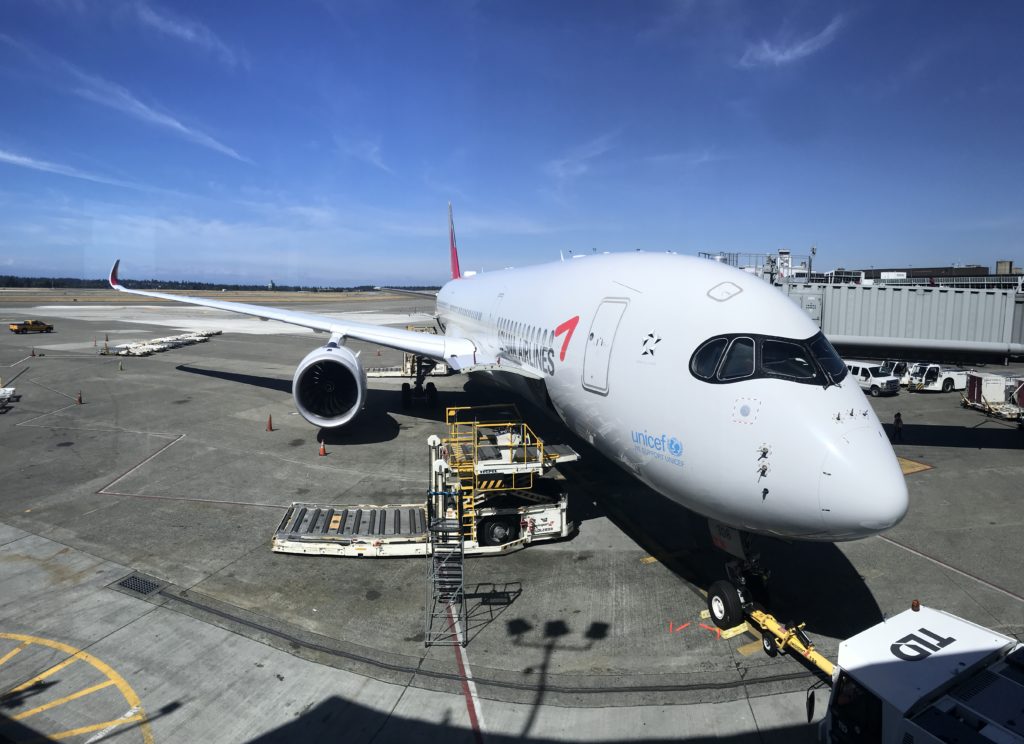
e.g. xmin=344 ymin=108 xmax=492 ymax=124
xmin=109 ymin=572 xmax=166 ymax=598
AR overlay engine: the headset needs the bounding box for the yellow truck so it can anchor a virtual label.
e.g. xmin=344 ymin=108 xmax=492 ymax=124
xmin=8 ymin=319 xmax=54 ymax=334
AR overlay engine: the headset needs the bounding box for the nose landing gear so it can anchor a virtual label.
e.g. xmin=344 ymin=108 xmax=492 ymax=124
xmin=706 ymin=520 xmax=770 ymax=630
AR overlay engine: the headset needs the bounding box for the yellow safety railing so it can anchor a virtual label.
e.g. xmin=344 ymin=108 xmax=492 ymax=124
xmin=443 ymin=405 xmax=550 ymax=543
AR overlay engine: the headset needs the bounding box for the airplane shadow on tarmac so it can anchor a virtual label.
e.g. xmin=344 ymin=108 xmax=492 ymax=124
xmin=173 ymin=365 xmax=881 ymax=638
xmin=175 ymin=365 xmax=501 ymax=447
xmin=459 ymin=378 xmax=884 ymax=641
xmin=884 ymin=421 xmax=1024 ymax=450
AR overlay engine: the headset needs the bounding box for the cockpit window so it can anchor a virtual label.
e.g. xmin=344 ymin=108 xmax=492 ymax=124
xmin=719 ymin=337 xmax=755 ymax=380
xmin=691 ymin=338 xmax=728 ymax=380
xmin=809 ymin=332 xmax=847 ymax=385
xmin=762 ymin=339 xmax=816 ymax=380
xmin=689 ymin=331 xmax=848 ymax=387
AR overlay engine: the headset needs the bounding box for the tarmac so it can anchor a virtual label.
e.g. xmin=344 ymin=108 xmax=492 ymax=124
xmin=1 ymin=290 xmax=1022 ymax=743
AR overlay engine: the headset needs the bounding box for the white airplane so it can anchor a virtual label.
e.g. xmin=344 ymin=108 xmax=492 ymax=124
xmin=109 ymin=205 xmax=908 ymax=628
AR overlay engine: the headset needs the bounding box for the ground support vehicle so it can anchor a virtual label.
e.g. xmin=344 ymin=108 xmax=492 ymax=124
xmin=99 ymin=331 xmax=219 ymax=357
xmin=908 ymin=364 xmax=971 ymax=393
xmin=0 ymin=387 xmax=17 ymax=412
xmin=709 ymin=595 xmax=1024 ymax=743
xmin=817 ymin=603 xmax=1023 ymax=743
xmin=844 ymin=360 xmax=900 ymax=397
xmin=8 ymin=320 xmax=53 ymax=334
xmin=879 ymin=360 xmax=915 ymax=387
xmin=271 ymin=405 xmax=579 ymax=558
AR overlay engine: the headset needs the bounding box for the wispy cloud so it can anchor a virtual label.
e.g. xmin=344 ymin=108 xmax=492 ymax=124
xmin=134 ymin=2 xmax=244 ymax=69
xmin=70 ymin=69 xmax=249 ymax=162
xmin=0 ymin=148 xmax=144 ymax=190
xmin=544 ymin=133 xmax=615 ymax=187
xmin=644 ymin=147 xmax=721 ymax=168
xmin=0 ymin=33 xmax=247 ymax=162
xmin=340 ymin=139 xmax=393 ymax=174
xmin=738 ymin=16 xmax=844 ymax=68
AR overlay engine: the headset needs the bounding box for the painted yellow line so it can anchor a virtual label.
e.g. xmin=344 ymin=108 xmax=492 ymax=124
xmin=45 ymin=712 xmax=144 ymax=741
xmin=0 ymin=633 xmax=153 ymax=744
xmin=8 ymin=654 xmax=81 ymax=693
xmin=13 ymin=678 xmax=115 ymax=721
xmin=898 ymin=456 xmax=933 ymax=475
xmin=640 ymin=549 xmax=691 ymax=565
xmin=736 ymin=639 xmax=763 ymax=656
xmin=0 ymin=640 xmax=31 ymax=667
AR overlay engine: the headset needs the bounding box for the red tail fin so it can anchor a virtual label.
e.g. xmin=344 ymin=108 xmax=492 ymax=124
xmin=448 ymin=202 xmax=462 ymax=280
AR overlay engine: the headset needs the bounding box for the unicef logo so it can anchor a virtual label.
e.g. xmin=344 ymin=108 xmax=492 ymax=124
xmin=668 ymin=437 xmax=683 ymax=457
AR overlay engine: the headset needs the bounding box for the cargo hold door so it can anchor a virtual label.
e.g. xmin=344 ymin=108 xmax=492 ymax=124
xmin=582 ymin=299 xmax=628 ymax=395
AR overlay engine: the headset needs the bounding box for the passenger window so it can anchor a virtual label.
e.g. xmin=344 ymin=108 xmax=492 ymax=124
xmin=718 ymin=338 xmax=755 ymax=380
xmin=690 ymin=338 xmax=728 ymax=380
xmin=762 ymin=339 xmax=816 ymax=379
xmin=860 ymin=369 xmax=869 ymax=381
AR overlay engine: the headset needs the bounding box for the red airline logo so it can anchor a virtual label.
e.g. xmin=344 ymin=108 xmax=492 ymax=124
xmin=554 ymin=315 xmax=580 ymax=362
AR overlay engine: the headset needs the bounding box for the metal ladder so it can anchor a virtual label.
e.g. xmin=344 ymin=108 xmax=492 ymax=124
xmin=424 ymin=490 xmax=467 ymax=647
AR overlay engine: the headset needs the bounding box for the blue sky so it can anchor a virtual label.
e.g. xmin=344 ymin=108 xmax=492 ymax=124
xmin=1 ymin=1 xmax=1021 ymax=285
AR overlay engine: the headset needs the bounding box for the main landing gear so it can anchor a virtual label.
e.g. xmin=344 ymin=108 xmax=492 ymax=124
xmin=705 ymin=520 xmax=770 ymax=630
xmin=401 ymin=355 xmax=439 ymax=409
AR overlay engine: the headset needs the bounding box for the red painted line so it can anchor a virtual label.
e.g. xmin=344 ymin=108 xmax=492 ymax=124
xmin=446 ymin=605 xmax=484 ymax=744
xmin=699 ymin=623 xmax=722 ymax=639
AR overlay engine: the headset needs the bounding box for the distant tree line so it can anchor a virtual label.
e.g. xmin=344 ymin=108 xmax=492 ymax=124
xmin=0 ymin=275 xmax=439 ymax=292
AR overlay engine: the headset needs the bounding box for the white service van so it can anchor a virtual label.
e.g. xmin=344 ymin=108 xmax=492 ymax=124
xmin=844 ymin=360 xmax=900 ymax=397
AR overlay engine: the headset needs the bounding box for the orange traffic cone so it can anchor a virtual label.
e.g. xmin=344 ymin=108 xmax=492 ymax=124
xmin=318 ymin=440 xmax=327 ymax=457
xmin=76 ymin=391 xmax=83 ymax=405
xmin=30 ymin=348 xmax=35 ymax=357
xmin=266 ymin=414 xmax=273 ymax=432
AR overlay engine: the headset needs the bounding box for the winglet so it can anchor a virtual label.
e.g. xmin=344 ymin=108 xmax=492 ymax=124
xmin=109 ymin=259 xmax=122 ymax=289
xmin=448 ymin=202 xmax=461 ymax=280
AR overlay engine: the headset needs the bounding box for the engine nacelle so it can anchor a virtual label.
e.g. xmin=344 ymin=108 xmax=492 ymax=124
xmin=292 ymin=343 xmax=366 ymax=428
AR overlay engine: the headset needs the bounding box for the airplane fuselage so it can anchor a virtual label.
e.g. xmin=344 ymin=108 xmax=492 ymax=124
xmin=436 ymin=253 xmax=908 ymax=542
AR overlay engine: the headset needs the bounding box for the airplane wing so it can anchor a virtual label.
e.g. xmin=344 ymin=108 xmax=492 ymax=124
xmin=374 ymin=286 xmax=439 ymax=298
xmin=107 ymin=260 xmax=487 ymax=370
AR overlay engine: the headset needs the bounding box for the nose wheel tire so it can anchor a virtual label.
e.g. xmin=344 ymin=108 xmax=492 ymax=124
xmin=707 ymin=580 xmax=743 ymax=630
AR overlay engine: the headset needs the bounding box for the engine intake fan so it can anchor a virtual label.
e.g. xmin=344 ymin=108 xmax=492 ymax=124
xmin=292 ymin=343 xmax=366 ymax=428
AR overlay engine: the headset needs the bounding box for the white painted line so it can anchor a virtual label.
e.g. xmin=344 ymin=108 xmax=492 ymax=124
xmin=878 ymin=535 xmax=1024 ymax=604
xmin=83 ymin=705 xmax=139 ymax=744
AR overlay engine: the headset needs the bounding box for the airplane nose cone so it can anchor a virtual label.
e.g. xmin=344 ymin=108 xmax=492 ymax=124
xmin=819 ymin=426 xmax=908 ymax=539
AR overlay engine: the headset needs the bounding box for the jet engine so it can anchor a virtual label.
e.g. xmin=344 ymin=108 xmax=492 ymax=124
xmin=292 ymin=343 xmax=366 ymax=428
